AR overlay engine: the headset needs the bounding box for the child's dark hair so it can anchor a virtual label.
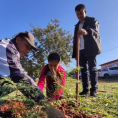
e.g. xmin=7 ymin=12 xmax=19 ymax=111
xmin=48 ymin=52 xmax=61 ymax=63
xmin=75 ymin=4 xmax=86 ymax=11
xmin=40 ymin=53 xmax=61 ymax=77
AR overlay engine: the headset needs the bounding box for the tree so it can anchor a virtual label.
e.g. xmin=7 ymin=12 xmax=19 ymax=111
xmin=21 ymin=48 xmax=45 ymax=77
xmin=21 ymin=19 xmax=73 ymax=76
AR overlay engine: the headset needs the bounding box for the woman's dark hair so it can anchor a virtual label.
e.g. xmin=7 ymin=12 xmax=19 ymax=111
xmin=75 ymin=4 xmax=86 ymax=11
xmin=48 ymin=52 xmax=61 ymax=63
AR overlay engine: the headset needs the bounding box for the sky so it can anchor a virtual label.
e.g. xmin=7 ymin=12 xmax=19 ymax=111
xmin=0 ymin=0 xmax=118 ymax=71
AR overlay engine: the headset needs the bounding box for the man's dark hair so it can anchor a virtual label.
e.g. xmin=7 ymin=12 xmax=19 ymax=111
xmin=12 ymin=35 xmax=25 ymax=47
xmin=75 ymin=4 xmax=86 ymax=11
xmin=13 ymin=34 xmax=25 ymax=41
xmin=14 ymin=32 xmax=29 ymax=40
xmin=48 ymin=52 xmax=60 ymax=63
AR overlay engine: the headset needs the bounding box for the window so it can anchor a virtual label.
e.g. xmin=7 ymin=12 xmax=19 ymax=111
xmin=114 ymin=67 xmax=118 ymax=70
xmin=112 ymin=63 xmax=117 ymax=67
xmin=103 ymin=68 xmax=108 ymax=71
xmin=109 ymin=67 xmax=115 ymax=70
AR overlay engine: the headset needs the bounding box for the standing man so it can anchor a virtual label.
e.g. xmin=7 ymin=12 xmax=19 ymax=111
xmin=72 ymin=4 xmax=101 ymax=97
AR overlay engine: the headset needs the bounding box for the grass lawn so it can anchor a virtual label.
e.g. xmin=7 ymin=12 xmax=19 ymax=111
xmin=0 ymin=77 xmax=118 ymax=118
xmin=62 ymin=77 xmax=118 ymax=118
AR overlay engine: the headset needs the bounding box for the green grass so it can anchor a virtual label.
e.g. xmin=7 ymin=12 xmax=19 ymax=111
xmin=62 ymin=77 xmax=118 ymax=118
xmin=0 ymin=77 xmax=118 ymax=118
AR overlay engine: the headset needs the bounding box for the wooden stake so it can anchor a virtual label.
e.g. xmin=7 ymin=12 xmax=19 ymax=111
xmin=76 ymin=34 xmax=80 ymax=105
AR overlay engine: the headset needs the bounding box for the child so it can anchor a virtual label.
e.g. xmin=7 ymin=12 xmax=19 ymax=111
xmin=38 ymin=52 xmax=66 ymax=102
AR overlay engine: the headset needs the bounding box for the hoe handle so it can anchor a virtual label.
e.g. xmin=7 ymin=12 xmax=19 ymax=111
xmin=76 ymin=34 xmax=80 ymax=105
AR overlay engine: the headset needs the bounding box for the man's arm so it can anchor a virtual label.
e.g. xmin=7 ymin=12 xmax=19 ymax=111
xmin=83 ymin=17 xmax=101 ymax=55
xmin=85 ymin=18 xmax=100 ymax=35
xmin=78 ymin=18 xmax=99 ymax=36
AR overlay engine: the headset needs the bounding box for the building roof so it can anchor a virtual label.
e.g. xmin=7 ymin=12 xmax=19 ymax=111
xmin=99 ymin=59 xmax=118 ymax=66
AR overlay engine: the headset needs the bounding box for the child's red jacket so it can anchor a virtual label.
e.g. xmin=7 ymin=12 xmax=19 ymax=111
xmin=38 ymin=65 xmax=66 ymax=100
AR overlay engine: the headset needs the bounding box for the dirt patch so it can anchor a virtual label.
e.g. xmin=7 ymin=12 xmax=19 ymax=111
xmin=0 ymin=100 xmax=102 ymax=118
xmin=55 ymin=102 xmax=102 ymax=118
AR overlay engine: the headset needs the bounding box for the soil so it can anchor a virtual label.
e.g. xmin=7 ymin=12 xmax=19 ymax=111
xmin=0 ymin=100 xmax=27 ymax=118
xmin=0 ymin=100 xmax=103 ymax=118
xmin=55 ymin=102 xmax=102 ymax=118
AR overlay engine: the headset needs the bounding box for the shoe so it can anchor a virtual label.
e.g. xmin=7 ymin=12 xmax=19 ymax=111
xmin=79 ymin=91 xmax=89 ymax=95
xmin=90 ymin=91 xmax=97 ymax=97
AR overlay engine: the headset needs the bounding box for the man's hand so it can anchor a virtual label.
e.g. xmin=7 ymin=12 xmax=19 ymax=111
xmin=78 ymin=29 xmax=88 ymax=35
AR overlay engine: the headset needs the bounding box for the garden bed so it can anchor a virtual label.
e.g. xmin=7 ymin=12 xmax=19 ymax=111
xmin=0 ymin=100 xmax=102 ymax=118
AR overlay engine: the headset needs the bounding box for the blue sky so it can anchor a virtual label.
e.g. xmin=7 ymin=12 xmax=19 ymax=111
xmin=0 ymin=0 xmax=118 ymax=71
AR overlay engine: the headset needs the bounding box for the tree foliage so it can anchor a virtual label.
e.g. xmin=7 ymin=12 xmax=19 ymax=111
xmin=21 ymin=19 xmax=73 ymax=77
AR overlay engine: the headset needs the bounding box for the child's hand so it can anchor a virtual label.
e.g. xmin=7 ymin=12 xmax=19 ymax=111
xmin=52 ymin=68 xmax=56 ymax=74
xmin=78 ymin=29 xmax=88 ymax=35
